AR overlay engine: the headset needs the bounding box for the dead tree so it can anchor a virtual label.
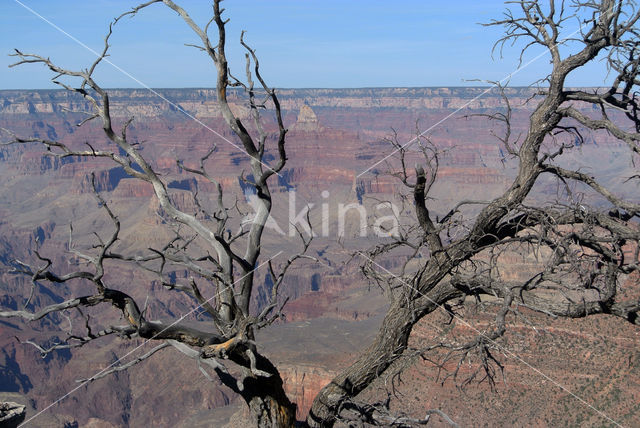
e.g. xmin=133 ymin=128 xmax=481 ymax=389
xmin=0 ymin=1 xmax=308 ymax=426
xmin=308 ymin=1 xmax=640 ymax=426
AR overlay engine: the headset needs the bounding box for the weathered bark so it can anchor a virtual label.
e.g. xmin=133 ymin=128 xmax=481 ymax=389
xmin=308 ymin=281 xmax=462 ymax=426
xmin=240 ymin=354 xmax=297 ymax=428
xmin=172 ymin=340 xmax=296 ymax=427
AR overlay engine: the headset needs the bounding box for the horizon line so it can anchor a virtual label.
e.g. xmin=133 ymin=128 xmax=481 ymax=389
xmin=0 ymin=85 xmax=608 ymax=91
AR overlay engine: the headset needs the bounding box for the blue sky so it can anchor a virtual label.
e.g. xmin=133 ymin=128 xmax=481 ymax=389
xmin=0 ymin=0 xmax=611 ymax=89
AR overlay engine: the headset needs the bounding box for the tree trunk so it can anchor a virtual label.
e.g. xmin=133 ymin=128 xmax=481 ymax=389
xmin=243 ymin=386 xmax=296 ymax=428
xmin=307 ymin=281 xmax=461 ymax=427
xmin=235 ymin=352 xmax=297 ymax=427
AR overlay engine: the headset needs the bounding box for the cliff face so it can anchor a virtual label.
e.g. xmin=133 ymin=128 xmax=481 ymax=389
xmin=0 ymin=87 xmax=638 ymax=426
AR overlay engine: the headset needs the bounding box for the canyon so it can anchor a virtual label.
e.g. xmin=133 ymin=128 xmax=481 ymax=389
xmin=0 ymin=87 xmax=638 ymax=426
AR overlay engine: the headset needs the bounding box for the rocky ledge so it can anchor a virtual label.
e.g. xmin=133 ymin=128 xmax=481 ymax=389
xmin=0 ymin=402 xmax=26 ymax=428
